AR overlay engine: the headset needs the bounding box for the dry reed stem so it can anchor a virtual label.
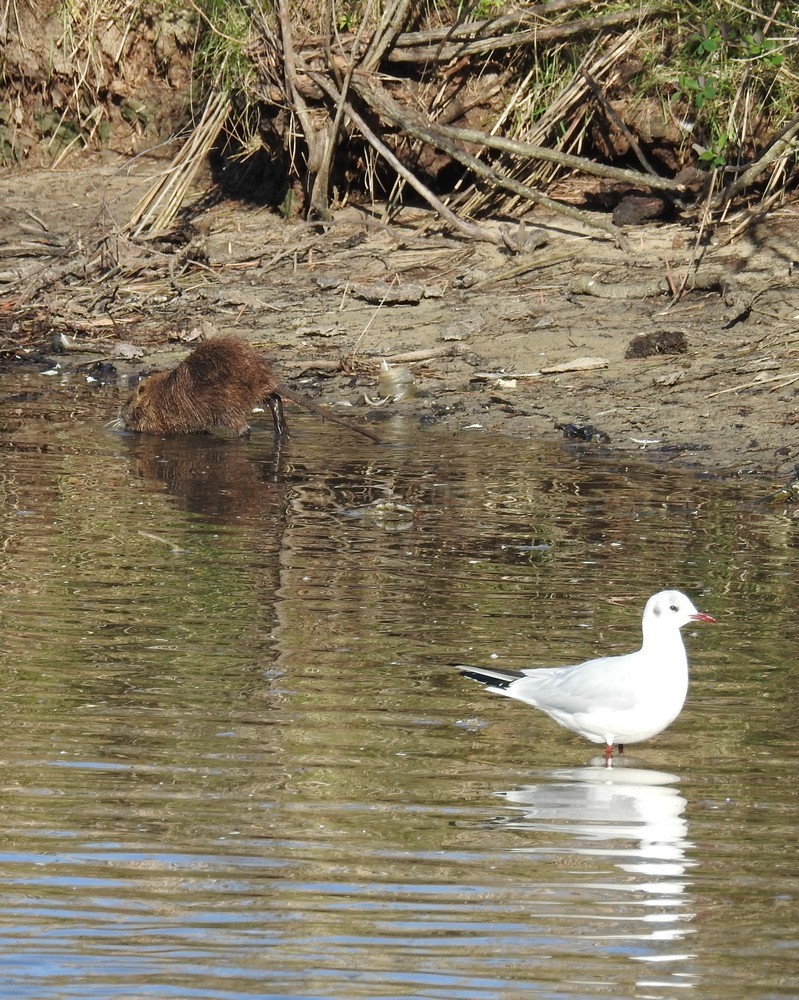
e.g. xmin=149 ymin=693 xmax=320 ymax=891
xmin=361 ymin=0 xmax=413 ymax=72
xmin=461 ymin=29 xmax=641 ymax=217
xmin=127 ymin=91 xmax=230 ymax=236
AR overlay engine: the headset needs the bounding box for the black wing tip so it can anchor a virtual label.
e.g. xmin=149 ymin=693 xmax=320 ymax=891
xmin=456 ymin=665 xmax=517 ymax=689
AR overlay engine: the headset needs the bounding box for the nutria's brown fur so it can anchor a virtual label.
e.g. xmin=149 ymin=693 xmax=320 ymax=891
xmin=120 ymin=336 xmax=380 ymax=443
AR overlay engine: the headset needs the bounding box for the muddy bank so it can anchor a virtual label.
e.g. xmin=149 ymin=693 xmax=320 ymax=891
xmin=1 ymin=159 xmax=797 ymax=490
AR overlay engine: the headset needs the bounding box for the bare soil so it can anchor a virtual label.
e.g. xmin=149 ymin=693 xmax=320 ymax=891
xmin=1 ymin=156 xmax=798 ymax=490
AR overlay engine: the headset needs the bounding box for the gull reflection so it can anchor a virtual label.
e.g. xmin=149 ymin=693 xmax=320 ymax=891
xmin=503 ymin=765 xmax=690 ymax=883
xmin=498 ymin=764 xmax=698 ymax=988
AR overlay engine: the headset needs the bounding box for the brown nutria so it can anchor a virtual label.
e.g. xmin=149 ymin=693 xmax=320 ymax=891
xmin=119 ymin=336 xmax=380 ymax=443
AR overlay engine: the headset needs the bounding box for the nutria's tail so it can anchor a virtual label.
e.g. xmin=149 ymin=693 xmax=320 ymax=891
xmin=273 ymin=385 xmax=381 ymax=444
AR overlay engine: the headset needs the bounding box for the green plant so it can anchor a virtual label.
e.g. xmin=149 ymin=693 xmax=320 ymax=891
xmin=629 ymin=2 xmax=795 ymax=184
xmin=694 ymin=129 xmax=729 ymax=169
xmin=739 ymin=30 xmax=784 ymax=67
xmin=688 ymin=21 xmax=723 ymax=57
xmin=678 ymin=72 xmax=717 ymax=108
xmin=466 ymin=0 xmax=507 ymax=17
xmin=195 ymin=0 xmax=255 ymax=92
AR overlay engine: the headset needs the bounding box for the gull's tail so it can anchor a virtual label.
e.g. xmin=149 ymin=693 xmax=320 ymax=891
xmin=457 ymin=664 xmax=525 ymax=690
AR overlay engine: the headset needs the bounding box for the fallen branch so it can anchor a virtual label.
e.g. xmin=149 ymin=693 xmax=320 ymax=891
xmin=306 ymin=71 xmax=504 ymax=245
xmin=351 ymin=75 xmax=630 ymax=247
xmin=427 ymin=120 xmax=684 ymax=193
xmin=711 ymin=111 xmax=799 ymax=208
xmin=298 ymin=344 xmax=459 ymax=374
xmin=273 ymin=3 xmax=647 ymax=61
xmin=466 ymin=247 xmax=581 ymax=288
xmin=388 ymin=9 xmax=648 ymax=62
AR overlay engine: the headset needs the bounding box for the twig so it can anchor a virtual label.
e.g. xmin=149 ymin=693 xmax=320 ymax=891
xmin=707 ymin=370 xmax=799 ymax=398
xmin=307 ymin=71 xmax=503 ymax=245
xmin=352 ymin=76 xmax=630 ymax=247
xmin=285 ymin=6 xmax=652 ymax=66
xmin=711 ymin=111 xmax=799 ymax=208
xmin=581 ymin=68 xmax=659 ymax=178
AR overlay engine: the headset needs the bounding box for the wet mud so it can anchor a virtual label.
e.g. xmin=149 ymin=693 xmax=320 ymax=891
xmin=1 ymin=156 xmax=797 ymax=491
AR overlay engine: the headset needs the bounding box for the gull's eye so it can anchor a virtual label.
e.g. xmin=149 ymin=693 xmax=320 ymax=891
xmin=670 ymin=604 xmax=678 ymax=612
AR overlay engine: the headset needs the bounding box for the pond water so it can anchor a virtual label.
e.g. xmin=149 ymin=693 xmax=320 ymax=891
xmin=0 ymin=367 xmax=797 ymax=999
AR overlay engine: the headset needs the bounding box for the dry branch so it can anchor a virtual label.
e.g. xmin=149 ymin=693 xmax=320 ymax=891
xmin=307 ymin=70 xmax=503 ymax=245
xmin=277 ymin=0 xmax=324 ymax=177
xmin=294 ymin=4 xmax=651 ymax=63
xmin=410 ymin=119 xmax=683 ymax=193
xmin=712 ymin=112 xmax=799 ymax=209
xmin=350 ymin=75 xmax=630 ymax=247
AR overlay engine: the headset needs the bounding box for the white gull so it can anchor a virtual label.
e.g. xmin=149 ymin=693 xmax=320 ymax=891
xmin=458 ymin=590 xmax=714 ymax=763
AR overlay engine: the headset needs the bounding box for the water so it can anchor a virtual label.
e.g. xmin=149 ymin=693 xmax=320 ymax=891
xmin=0 ymin=367 xmax=797 ymax=998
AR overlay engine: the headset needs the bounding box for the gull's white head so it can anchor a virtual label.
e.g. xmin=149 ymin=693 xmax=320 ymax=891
xmin=643 ymin=590 xmax=716 ymax=632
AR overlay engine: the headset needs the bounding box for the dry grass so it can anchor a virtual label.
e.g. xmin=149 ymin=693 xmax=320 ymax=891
xmin=8 ymin=1 xmax=795 ymax=239
xmin=127 ymin=90 xmax=230 ymax=236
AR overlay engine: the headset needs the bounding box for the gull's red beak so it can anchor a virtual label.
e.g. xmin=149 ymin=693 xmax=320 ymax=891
xmin=691 ymin=612 xmax=716 ymax=624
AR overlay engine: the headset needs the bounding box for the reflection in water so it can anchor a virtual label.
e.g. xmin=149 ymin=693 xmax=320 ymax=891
xmin=1 ymin=374 xmax=798 ymax=998
xmin=123 ymin=431 xmax=288 ymax=524
xmin=501 ymin=765 xmax=696 ymax=991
